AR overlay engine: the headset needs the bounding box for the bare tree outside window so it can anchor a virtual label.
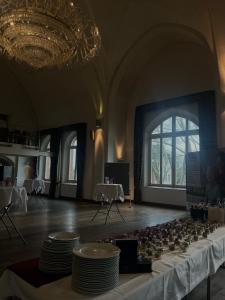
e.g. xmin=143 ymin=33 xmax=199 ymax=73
xmin=149 ymin=115 xmax=199 ymax=187
xmin=68 ymin=136 xmax=77 ymax=182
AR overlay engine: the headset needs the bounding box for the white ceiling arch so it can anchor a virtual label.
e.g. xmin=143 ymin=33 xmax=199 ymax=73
xmin=107 ymin=23 xmax=214 ymax=109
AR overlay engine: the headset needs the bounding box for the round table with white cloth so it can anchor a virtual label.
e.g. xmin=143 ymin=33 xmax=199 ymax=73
xmin=0 ymin=186 xmax=28 ymax=213
xmin=92 ymin=184 xmax=125 ymax=224
xmin=93 ymin=183 xmax=125 ymax=202
xmin=23 ymin=179 xmax=45 ymax=195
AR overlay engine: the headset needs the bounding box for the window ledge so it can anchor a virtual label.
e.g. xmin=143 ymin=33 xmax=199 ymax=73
xmin=144 ymin=186 xmax=186 ymax=191
xmin=62 ymin=182 xmax=77 ymax=186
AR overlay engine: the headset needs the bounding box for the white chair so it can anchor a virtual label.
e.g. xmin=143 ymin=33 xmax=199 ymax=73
xmin=0 ymin=187 xmax=26 ymax=244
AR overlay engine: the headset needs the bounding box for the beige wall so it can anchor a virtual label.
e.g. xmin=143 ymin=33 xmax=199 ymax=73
xmin=0 ymin=60 xmax=37 ymax=131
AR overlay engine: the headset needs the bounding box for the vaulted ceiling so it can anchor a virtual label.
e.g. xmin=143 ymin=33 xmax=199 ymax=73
xmin=0 ymin=0 xmax=224 ymax=130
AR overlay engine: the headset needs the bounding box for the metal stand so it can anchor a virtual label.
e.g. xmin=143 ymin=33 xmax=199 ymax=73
xmin=28 ymin=190 xmax=45 ymax=208
xmin=129 ymin=197 xmax=132 ymax=208
xmin=0 ymin=203 xmax=26 ymax=244
xmin=91 ymin=193 xmax=126 ymax=224
xmin=91 ymin=194 xmax=107 ymax=221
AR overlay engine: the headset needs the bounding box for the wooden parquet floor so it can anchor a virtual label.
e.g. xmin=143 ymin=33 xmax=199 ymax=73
xmin=2 ymin=197 xmax=225 ymax=299
xmin=0 ymin=197 xmax=185 ymax=268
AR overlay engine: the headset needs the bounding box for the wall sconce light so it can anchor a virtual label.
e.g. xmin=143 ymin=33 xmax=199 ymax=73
xmin=115 ymin=143 xmax=124 ymax=161
xmin=90 ymin=119 xmax=103 ymax=142
xmin=96 ymin=119 xmax=102 ymax=129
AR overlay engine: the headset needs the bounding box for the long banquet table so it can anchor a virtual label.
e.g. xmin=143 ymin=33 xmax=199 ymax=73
xmin=1 ymin=226 xmax=225 ymax=300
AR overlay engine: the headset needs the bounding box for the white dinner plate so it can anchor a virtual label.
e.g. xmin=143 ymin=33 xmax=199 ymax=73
xmin=73 ymin=243 xmax=120 ymax=259
xmin=48 ymin=232 xmax=80 ymax=241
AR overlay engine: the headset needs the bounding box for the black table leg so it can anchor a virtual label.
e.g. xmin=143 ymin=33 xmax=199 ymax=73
xmin=220 ymin=262 xmax=225 ymax=269
xmin=207 ymin=276 xmax=211 ymax=300
xmin=105 ymin=200 xmax=113 ymax=224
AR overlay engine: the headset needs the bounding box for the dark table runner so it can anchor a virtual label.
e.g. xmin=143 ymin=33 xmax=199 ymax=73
xmin=7 ymin=258 xmax=70 ymax=288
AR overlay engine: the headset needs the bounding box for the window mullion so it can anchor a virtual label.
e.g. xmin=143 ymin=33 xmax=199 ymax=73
xmin=75 ymin=148 xmax=77 ymax=181
xmin=174 ymin=130 xmax=199 ymax=137
xmin=172 ymin=116 xmax=176 ymax=187
xmin=44 ymin=158 xmax=46 ymax=180
xmin=186 ymin=132 xmax=188 ymax=153
xmin=186 ymin=129 xmax=199 ymax=135
xmin=149 ymin=139 xmax=152 ymax=185
xmin=68 ymin=148 xmax=70 ymax=181
xmin=160 ymin=131 xmax=162 ymax=185
xmin=185 ymin=134 xmax=188 ymax=186
xmin=185 ymin=119 xmax=188 ymax=187
xmin=186 ymin=118 xmax=189 ymax=152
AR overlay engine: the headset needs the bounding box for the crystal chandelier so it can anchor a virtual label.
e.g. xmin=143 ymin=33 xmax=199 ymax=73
xmin=0 ymin=0 xmax=101 ymax=69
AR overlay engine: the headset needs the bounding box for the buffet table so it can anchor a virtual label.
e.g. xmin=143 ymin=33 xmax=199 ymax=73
xmin=1 ymin=226 xmax=225 ymax=300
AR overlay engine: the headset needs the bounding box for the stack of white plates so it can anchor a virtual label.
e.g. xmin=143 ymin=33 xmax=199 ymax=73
xmin=72 ymin=243 xmax=120 ymax=295
xmin=39 ymin=232 xmax=79 ymax=274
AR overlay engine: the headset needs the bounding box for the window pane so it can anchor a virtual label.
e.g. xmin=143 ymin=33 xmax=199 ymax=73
xmin=71 ymin=137 xmax=77 ymax=147
xmin=188 ymin=120 xmax=199 ymax=130
xmin=176 ymin=117 xmax=186 ymax=131
xmin=151 ymin=139 xmax=160 ymax=184
xmin=162 ymin=137 xmax=172 ymax=185
xmin=188 ymin=135 xmax=200 ymax=152
xmin=148 ymin=116 xmax=199 ymax=187
xmin=152 ymin=125 xmax=160 ymax=135
xmin=45 ymin=157 xmax=51 ymax=180
xmin=68 ymin=148 xmax=77 ymax=181
xmin=176 ymin=136 xmax=186 ymax=185
xmin=162 ymin=117 xmax=172 ymax=133
xmin=46 ymin=142 xmax=50 ymax=151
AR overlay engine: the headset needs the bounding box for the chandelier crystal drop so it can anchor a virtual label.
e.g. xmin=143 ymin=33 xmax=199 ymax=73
xmin=0 ymin=0 xmax=101 ymax=68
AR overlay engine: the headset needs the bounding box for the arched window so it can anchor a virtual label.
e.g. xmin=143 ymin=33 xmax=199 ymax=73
xmin=40 ymin=135 xmax=51 ymax=181
xmin=44 ymin=141 xmax=51 ymax=180
xmin=148 ymin=115 xmax=199 ymax=187
xmin=68 ymin=135 xmax=77 ymax=182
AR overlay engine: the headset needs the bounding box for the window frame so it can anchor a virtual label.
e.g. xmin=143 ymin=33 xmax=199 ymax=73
xmin=148 ymin=114 xmax=199 ymax=188
xmin=66 ymin=135 xmax=78 ymax=183
xmin=43 ymin=141 xmax=51 ymax=181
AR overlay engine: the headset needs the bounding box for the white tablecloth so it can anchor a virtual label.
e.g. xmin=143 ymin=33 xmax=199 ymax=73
xmin=23 ymin=179 xmax=45 ymax=195
xmin=94 ymin=184 xmax=124 ymax=202
xmin=32 ymin=179 xmax=45 ymax=194
xmin=1 ymin=227 xmax=225 ymax=300
xmin=0 ymin=186 xmax=28 ymax=213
